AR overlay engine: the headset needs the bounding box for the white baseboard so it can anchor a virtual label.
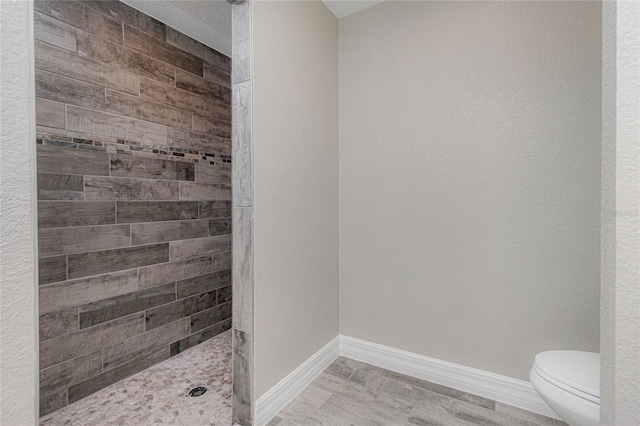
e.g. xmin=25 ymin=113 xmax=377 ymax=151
xmin=340 ymin=335 xmax=561 ymax=420
xmin=255 ymin=334 xmax=560 ymax=425
xmin=255 ymin=336 xmax=340 ymax=426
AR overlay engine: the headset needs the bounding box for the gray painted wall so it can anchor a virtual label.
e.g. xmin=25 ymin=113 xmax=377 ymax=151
xmin=252 ymin=0 xmax=339 ymax=399
xmin=339 ymin=1 xmax=602 ymax=381
xmin=600 ymin=1 xmax=640 ymax=424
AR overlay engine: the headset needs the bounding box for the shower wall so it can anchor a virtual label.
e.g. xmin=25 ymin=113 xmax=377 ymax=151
xmin=34 ymin=0 xmax=231 ymax=416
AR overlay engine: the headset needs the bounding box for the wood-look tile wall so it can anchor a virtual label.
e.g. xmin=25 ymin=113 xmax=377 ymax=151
xmin=231 ymin=1 xmax=254 ymax=424
xmin=34 ymin=0 xmax=232 ymax=416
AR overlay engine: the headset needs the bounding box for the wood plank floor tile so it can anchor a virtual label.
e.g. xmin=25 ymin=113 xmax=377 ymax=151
xmin=273 ymin=358 xmax=566 ymax=426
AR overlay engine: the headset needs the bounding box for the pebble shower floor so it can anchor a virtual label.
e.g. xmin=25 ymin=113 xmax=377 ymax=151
xmin=39 ymin=330 xmax=232 ymax=425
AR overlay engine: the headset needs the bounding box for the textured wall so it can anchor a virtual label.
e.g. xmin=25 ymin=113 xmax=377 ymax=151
xmin=600 ymin=1 xmax=640 ymax=424
xmin=339 ymin=1 xmax=601 ymax=381
xmin=34 ymin=0 xmax=232 ymax=415
xmin=252 ymin=0 xmax=339 ymax=399
xmin=0 ymin=0 xmax=39 ymax=424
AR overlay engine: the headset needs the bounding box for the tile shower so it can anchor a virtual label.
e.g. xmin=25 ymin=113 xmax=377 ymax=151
xmin=34 ymin=0 xmax=232 ymax=417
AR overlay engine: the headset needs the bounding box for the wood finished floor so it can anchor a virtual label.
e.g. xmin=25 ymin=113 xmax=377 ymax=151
xmin=269 ymin=357 xmax=567 ymax=426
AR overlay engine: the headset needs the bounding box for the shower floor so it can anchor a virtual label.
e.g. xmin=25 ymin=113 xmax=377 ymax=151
xmin=39 ymin=330 xmax=232 ymax=426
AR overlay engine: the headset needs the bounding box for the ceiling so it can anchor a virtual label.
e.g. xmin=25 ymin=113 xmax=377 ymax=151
xmin=322 ymin=0 xmax=386 ymax=18
xmin=121 ymin=0 xmax=386 ymax=58
xmin=121 ymin=0 xmax=232 ymax=56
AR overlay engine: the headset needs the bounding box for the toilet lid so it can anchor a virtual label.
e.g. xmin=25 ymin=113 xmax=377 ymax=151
xmin=534 ymin=351 xmax=600 ymax=401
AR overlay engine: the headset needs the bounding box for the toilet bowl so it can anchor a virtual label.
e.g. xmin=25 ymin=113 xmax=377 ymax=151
xmin=530 ymin=351 xmax=599 ymax=426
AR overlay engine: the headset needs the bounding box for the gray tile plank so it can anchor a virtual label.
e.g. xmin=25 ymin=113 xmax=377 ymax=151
xmin=346 ymin=363 xmax=388 ymax=392
xmin=110 ymin=153 xmax=194 ymax=181
xmin=231 ymin=1 xmax=250 ymax=85
xmin=116 ymin=201 xmax=198 ymax=223
xmin=40 ymin=312 xmax=145 ymax=369
xmin=36 ymin=69 xmax=105 ymax=111
xmin=138 ymin=256 xmax=213 ymax=290
xmin=38 ymin=201 xmax=115 ymax=229
xmin=179 ymin=182 xmax=232 ymax=201
xmin=36 ymin=98 xmax=66 ymax=130
xmin=195 ymin=163 xmax=232 ymax=184
xmin=145 ymin=290 xmax=217 ymax=331
xmin=106 ymin=89 xmax=192 ymax=130
xmin=102 ymin=318 xmax=189 ymax=370
xmin=39 ymin=255 xmax=67 ymax=285
xmin=377 ymin=374 xmax=465 ymax=412
xmin=68 ymin=243 xmax=169 ymax=280
xmin=203 ymin=60 xmax=231 ymax=89
xmin=266 ymin=416 xmax=284 ymax=426
xmin=40 ymin=350 xmax=102 ymax=395
xmin=82 ymin=1 xmax=166 ymax=40
xmin=233 ymin=80 xmax=252 ymax=207
xmin=213 ymin=251 xmax=233 ymax=272
xmin=40 ymin=390 xmax=68 ymax=417
xmin=193 ymin=113 xmax=231 ymax=139
xmin=34 ymin=11 xmax=76 ymax=52
xmin=209 ymin=218 xmax=232 ymax=236
xmin=131 ymin=219 xmax=209 ymax=245
xmin=494 ymin=403 xmax=566 ymax=426
xmin=233 ymin=207 xmax=253 ymax=332
xmin=378 ymin=374 xmax=533 ymax=426
xmin=384 ymin=370 xmax=496 ymax=410
xmin=35 ymin=41 xmax=139 ymax=95
xmin=294 ymin=385 xmax=334 ymax=409
xmin=176 ymin=68 xmax=230 ymax=103
xmin=217 ymin=285 xmax=232 ymax=304
xmin=199 ymin=201 xmax=232 ymax=219
xmin=191 ymin=301 xmax=231 ymax=333
xmin=325 ymin=357 xmax=358 ymax=380
xmin=37 ymin=144 xmax=110 ymax=176
xmin=84 ymin=176 xmax=179 ymax=201
xmin=39 ymin=224 xmax=130 ymax=257
xmin=313 ymin=373 xmax=412 ymax=425
xmin=39 ymin=269 xmax=138 ymax=315
xmin=123 ymin=25 xmax=202 ymax=76
xmin=169 ymin=235 xmax=232 ymax=261
xmin=232 ymin=329 xmax=253 ymax=425
xmin=405 ymin=404 xmax=472 ymax=426
xmin=69 ymin=347 xmax=169 ymax=404
xmin=66 ymin=105 xmax=169 ymax=146
xmin=176 ymin=269 xmax=231 ymax=300
xmin=166 ymin=26 xmax=230 ymax=67
xmin=79 ymin=283 xmax=176 ymax=329
xmin=408 ymin=397 xmax=533 ymax=426
xmin=77 ymin=30 xmax=174 ymax=85
xmin=170 ymin=317 xmax=231 ymax=356
xmin=38 ymin=173 xmax=83 ymax=201
xmin=167 ymin=127 xmax=231 ymax=154
xmin=39 ymin=307 xmax=79 ymax=341
xmin=279 ymin=400 xmax=354 ymax=426
xmin=140 ymin=77 xmax=221 ymax=118
xmin=35 ymin=0 xmax=123 ymax=44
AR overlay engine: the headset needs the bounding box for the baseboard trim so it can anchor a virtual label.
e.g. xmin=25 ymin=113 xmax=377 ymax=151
xmin=255 ymin=336 xmax=340 ymax=426
xmin=340 ymin=335 xmax=561 ymax=420
xmin=255 ymin=334 xmax=560 ymax=424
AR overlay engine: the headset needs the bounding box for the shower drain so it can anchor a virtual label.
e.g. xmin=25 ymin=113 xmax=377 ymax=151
xmin=189 ymin=386 xmax=208 ymax=397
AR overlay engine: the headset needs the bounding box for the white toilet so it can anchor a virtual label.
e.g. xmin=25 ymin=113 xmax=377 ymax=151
xmin=530 ymin=350 xmax=600 ymax=426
